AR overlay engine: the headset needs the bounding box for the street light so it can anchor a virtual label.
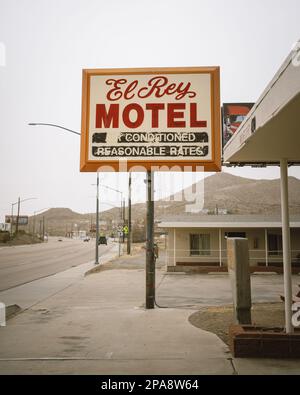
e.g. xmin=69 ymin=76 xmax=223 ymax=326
xmin=101 ymin=184 xmax=124 ymax=223
xmin=99 ymin=200 xmax=123 ymax=256
xmin=11 ymin=197 xmax=37 ymax=236
xmin=28 ymin=122 xmax=100 ymax=265
xmin=101 ymin=184 xmax=125 ymax=245
xmin=28 ymin=123 xmax=80 ymax=136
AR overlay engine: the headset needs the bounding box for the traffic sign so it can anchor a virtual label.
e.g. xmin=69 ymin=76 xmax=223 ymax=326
xmin=123 ymin=225 xmax=129 ymax=235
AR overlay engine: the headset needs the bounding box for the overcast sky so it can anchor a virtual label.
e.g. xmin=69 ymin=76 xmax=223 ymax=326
xmin=0 ymin=0 xmax=300 ymax=220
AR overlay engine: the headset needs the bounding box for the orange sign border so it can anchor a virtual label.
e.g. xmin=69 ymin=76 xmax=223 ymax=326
xmin=80 ymin=67 xmax=221 ymax=172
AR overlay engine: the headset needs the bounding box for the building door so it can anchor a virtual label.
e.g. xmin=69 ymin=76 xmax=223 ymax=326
xmin=268 ymin=233 xmax=282 ymax=255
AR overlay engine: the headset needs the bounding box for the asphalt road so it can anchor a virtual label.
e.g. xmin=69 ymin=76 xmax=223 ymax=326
xmin=0 ymin=237 xmax=112 ymax=291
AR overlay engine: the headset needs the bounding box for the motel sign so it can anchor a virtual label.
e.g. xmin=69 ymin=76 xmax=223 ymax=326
xmin=80 ymin=67 xmax=221 ymax=172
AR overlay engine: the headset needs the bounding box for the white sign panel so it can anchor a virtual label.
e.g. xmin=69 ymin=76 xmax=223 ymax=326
xmin=80 ymin=67 xmax=221 ymax=172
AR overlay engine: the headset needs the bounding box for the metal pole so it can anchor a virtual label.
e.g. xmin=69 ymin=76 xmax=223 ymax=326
xmin=42 ymin=216 xmax=45 ymax=241
xmin=280 ymin=159 xmax=293 ymax=334
xmin=127 ymin=173 xmax=132 ymax=255
xmin=219 ymin=228 xmax=222 ymax=267
xmin=265 ymin=228 xmax=269 ymax=267
xmin=173 ymin=228 xmax=176 ymax=266
xmin=33 ymin=213 xmax=36 ymax=236
xmin=120 ymin=192 xmax=123 ymax=222
xmin=10 ymin=204 xmax=14 ymax=237
xmin=15 ymin=197 xmax=20 ymax=235
xmin=122 ymin=198 xmax=126 ymax=243
xmin=95 ymin=172 xmax=100 ymax=265
xmin=146 ymin=170 xmax=155 ymax=309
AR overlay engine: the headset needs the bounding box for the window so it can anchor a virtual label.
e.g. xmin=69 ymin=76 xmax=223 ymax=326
xmin=268 ymin=234 xmax=282 ymax=256
xmin=253 ymin=237 xmax=259 ymax=249
xmin=190 ymin=234 xmax=211 ymax=256
xmin=225 ymin=232 xmax=246 ymax=238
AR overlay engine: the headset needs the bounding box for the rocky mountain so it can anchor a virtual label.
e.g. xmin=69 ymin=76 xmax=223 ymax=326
xmin=28 ymin=173 xmax=300 ymax=235
xmin=165 ymin=173 xmax=300 ymax=216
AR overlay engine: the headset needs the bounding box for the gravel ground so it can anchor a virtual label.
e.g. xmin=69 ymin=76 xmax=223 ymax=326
xmin=189 ymin=302 xmax=285 ymax=345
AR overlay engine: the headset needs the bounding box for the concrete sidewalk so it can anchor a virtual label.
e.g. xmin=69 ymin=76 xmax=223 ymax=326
xmin=0 ymin=243 xmax=119 ymax=311
xmin=0 ymin=251 xmax=300 ymax=375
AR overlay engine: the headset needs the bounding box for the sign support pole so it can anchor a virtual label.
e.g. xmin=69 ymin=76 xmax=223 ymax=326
xmin=280 ymin=159 xmax=293 ymax=333
xmin=146 ymin=170 xmax=155 ymax=309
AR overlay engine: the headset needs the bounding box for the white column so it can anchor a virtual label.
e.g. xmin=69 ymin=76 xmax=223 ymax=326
xmin=173 ymin=228 xmax=176 ymax=266
xmin=219 ymin=228 xmax=222 ymax=267
xmin=265 ymin=228 xmax=269 ymax=267
xmin=280 ymin=159 xmax=293 ymax=334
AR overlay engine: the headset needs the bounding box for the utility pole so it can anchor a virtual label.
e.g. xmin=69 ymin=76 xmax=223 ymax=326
xmin=122 ymin=198 xmax=126 ymax=243
xmin=15 ymin=197 xmax=21 ymax=235
xmin=127 ymin=172 xmax=132 ymax=255
xmin=146 ymin=170 xmax=155 ymax=309
xmin=95 ymin=172 xmax=100 ymax=265
xmin=10 ymin=204 xmax=14 ymax=237
xmin=42 ymin=216 xmax=45 ymax=241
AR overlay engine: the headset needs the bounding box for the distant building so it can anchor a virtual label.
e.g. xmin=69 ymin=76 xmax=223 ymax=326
xmin=158 ymin=215 xmax=300 ymax=271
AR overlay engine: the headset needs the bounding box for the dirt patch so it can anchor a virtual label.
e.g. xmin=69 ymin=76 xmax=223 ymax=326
xmin=189 ymin=303 xmax=285 ymax=346
xmin=0 ymin=233 xmax=42 ymax=247
xmin=85 ymin=245 xmax=166 ymax=276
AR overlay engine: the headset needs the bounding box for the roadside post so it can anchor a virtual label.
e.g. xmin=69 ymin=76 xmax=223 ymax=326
xmin=227 ymin=238 xmax=252 ymax=325
xmin=118 ymin=229 xmax=122 ymax=257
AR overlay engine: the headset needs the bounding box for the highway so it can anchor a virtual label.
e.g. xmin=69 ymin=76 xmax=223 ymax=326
xmin=0 ymin=237 xmax=113 ymax=291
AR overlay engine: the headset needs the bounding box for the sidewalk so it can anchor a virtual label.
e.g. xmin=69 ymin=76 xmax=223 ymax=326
xmin=0 ymin=243 xmax=119 ymax=311
xmin=0 ymin=250 xmax=300 ymax=375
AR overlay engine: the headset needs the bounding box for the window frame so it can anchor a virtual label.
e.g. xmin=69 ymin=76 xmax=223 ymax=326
xmin=190 ymin=233 xmax=211 ymax=257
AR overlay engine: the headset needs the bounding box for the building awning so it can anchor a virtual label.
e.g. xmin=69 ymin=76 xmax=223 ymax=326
xmin=222 ymin=46 xmax=300 ymax=334
xmin=159 ymin=221 xmax=300 ymax=229
xmin=223 ymin=48 xmax=300 ymax=165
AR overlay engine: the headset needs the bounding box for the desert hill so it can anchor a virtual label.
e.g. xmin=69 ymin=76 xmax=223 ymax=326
xmin=28 ymin=173 xmax=300 ymax=235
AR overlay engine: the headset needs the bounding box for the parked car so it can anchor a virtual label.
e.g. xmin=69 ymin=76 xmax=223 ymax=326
xmin=58 ymin=238 xmax=63 ymax=242
xmin=98 ymin=236 xmax=107 ymax=245
xmin=83 ymin=236 xmax=90 ymax=242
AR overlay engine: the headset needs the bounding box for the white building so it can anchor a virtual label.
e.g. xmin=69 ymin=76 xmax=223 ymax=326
xmin=158 ymin=215 xmax=300 ymax=272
